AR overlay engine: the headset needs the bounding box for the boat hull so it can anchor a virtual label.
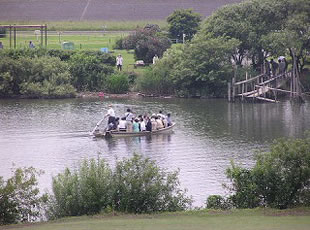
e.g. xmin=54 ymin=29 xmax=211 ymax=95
xmin=93 ymin=123 xmax=175 ymax=138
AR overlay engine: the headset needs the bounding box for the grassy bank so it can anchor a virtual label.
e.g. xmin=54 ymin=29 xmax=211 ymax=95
xmin=2 ymin=208 xmax=310 ymax=230
xmin=0 ymin=20 xmax=168 ymax=31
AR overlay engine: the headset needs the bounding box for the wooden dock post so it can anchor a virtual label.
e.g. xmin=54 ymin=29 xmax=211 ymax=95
xmin=232 ymin=77 xmax=236 ymax=102
xmin=228 ymin=82 xmax=231 ymax=102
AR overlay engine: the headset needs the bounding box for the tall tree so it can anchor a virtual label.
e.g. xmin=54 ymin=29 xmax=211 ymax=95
xmin=167 ymin=9 xmax=202 ymax=41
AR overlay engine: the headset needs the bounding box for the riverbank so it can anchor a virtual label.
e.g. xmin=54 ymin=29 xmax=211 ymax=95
xmin=77 ymin=91 xmax=175 ymax=99
xmin=2 ymin=208 xmax=310 ymax=230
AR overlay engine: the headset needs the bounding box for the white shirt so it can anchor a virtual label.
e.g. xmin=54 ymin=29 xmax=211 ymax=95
xmin=118 ymin=120 xmax=126 ymax=129
xmin=125 ymin=112 xmax=134 ymax=121
xmin=140 ymin=121 xmax=146 ymax=131
xmin=106 ymin=108 xmax=115 ymax=117
xmin=116 ymin=56 xmax=123 ymax=65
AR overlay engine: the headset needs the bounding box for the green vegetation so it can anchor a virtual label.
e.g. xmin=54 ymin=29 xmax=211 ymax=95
xmin=3 ymin=209 xmax=310 ymax=230
xmin=0 ymin=49 xmax=119 ymax=98
xmin=106 ymin=73 xmax=129 ymax=94
xmin=167 ymin=8 xmax=202 ymax=41
xmin=0 ymin=167 xmax=47 ymax=225
xmin=225 ymin=134 xmax=310 ymax=209
xmin=47 ymin=154 xmax=192 ymax=219
xmin=0 ymin=20 xmax=168 ymax=31
xmin=121 ymin=25 xmax=171 ymax=63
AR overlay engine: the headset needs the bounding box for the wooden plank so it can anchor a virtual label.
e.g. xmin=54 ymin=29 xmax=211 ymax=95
xmin=255 ymin=97 xmax=278 ymax=103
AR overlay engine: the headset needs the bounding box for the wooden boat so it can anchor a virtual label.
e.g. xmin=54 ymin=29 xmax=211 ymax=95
xmin=93 ymin=123 xmax=176 ymax=138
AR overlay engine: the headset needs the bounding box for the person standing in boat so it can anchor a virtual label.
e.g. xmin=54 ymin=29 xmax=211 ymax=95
xmin=104 ymin=104 xmax=115 ymax=127
xmin=145 ymin=116 xmax=152 ymax=132
xmin=125 ymin=108 xmax=134 ymax=132
xmin=166 ymin=113 xmax=172 ymax=127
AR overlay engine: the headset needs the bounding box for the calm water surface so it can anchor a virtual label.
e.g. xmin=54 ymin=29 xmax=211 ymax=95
xmin=1 ymin=98 xmax=310 ymax=207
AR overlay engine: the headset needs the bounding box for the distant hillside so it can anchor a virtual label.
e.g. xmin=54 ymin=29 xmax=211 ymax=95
xmin=0 ymin=0 xmax=242 ymax=21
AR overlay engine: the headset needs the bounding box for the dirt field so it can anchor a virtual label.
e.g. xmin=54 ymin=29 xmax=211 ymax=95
xmin=0 ymin=0 xmax=242 ymax=21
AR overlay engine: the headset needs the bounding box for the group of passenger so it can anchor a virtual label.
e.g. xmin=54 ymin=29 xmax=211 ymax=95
xmin=104 ymin=105 xmax=172 ymax=133
xmin=265 ymin=56 xmax=288 ymax=79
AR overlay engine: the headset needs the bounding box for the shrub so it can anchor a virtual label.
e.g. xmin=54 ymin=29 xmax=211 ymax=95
xmin=122 ymin=29 xmax=171 ymax=63
xmin=47 ymin=49 xmax=75 ymax=61
xmin=0 ymin=167 xmax=47 ymax=225
xmin=19 ymin=56 xmax=76 ymax=98
xmin=112 ymin=154 xmax=192 ymax=213
xmin=49 ymin=159 xmax=112 ymax=218
xmin=69 ymin=52 xmax=114 ymax=91
xmin=206 ymin=195 xmax=232 ymax=210
xmin=106 ymin=73 xmax=129 ymax=94
xmin=226 ymin=134 xmax=310 ymax=209
xmin=113 ymin=37 xmax=125 ymax=49
xmin=48 ymin=154 xmax=192 ymax=218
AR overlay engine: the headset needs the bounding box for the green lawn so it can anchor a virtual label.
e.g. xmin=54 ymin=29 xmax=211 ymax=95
xmin=2 ymin=209 xmax=310 ymax=230
xmin=0 ymin=32 xmax=151 ymax=72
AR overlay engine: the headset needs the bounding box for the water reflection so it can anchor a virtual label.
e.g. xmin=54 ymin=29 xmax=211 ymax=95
xmin=0 ymin=98 xmax=310 ymax=207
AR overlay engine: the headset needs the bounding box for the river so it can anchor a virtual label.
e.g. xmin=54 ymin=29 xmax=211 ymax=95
xmin=1 ymin=97 xmax=310 ymax=207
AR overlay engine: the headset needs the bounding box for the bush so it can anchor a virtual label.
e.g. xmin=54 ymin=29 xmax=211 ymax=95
xmin=69 ymin=52 xmax=114 ymax=91
xmin=48 ymin=154 xmax=192 ymax=218
xmin=47 ymin=49 xmax=75 ymax=61
xmin=106 ymin=73 xmax=129 ymax=94
xmin=226 ymin=134 xmax=310 ymax=209
xmin=112 ymin=154 xmax=192 ymax=213
xmin=19 ymin=56 xmax=76 ymax=98
xmin=122 ymin=29 xmax=171 ymax=63
xmin=49 ymin=159 xmax=112 ymax=218
xmin=0 ymin=167 xmax=47 ymax=225
xmin=206 ymin=195 xmax=232 ymax=210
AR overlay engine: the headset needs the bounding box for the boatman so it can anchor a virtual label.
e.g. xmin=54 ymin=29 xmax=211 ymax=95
xmin=104 ymin=104 xmax=115 ymax=127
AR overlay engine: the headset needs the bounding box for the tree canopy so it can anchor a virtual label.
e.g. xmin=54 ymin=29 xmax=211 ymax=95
xmin=167 ymin=9 xmax=202 ymax=41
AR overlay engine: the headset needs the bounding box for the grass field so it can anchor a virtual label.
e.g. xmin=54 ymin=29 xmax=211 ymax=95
xmin=0 ymin=20 xmax=168 ymax=31
xmin=0 ymin=31 xmax=149 ymax=73
xmin=2 ymin=209 xmax=310 ymax=230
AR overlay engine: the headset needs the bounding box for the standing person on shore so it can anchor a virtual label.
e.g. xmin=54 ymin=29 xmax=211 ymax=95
xmin=29 ymin=41 xmax=35 ymax=48
xmin=0 ymin=42 xmax=3 ymax=49
xmin=116 ymin=54 xmax=123 ymax=71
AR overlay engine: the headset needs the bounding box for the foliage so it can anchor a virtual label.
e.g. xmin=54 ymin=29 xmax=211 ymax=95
xmin=202 ymin=0 xmax=310 ymax=71
xmin=167 ymin=9 xmax=202 ymax=41
xmin=49 ymin=158 xmax=112 ymax=218
xmin=112 ymin=154 xmax=192 ymax=213
xmin=18 ymin=56 xmax=76 ymax=98
xmin=48 ymin=154 xmax=192 ymax=218
xmin=106 ymin=73 xmax=129 ymax=94
xmin=122 ymin=28 xmax=171 ymax=63
xmin=226 ymin=135 xmax=310 ymax=209
xmin=69 ymin=52 xmax=114 ymax=91
xmin=47 ymin=49 xmax=75 ymax=61
xmin=206 ymin=195 xmax=232 ymax=210
xmin=0 ymin=167 xmax=47 ymax=225
xmin=113 ymin=37 xmax=125 ymax=49
xmin=172 ymin=35 xmax=240 ymax=97
xmin=136 ymin=44 xmax=183 ymax=95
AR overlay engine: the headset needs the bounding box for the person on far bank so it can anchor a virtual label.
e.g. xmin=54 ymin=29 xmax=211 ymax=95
xmin=0 ymin=42 xmax=3 ymax=49
xmin=29 ymin=41 xmax=35 ymax=48
xmin=116 ymin=54 xmax=123 ymax=71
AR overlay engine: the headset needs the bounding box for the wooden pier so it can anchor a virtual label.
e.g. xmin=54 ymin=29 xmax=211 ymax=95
xmin=228 ymin=68 xmax=304 ymax=103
